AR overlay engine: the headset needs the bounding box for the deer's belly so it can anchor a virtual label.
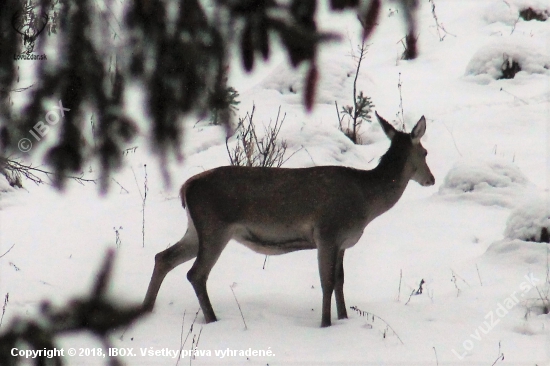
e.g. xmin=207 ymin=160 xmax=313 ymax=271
xmin=232 ymin=224 xmax=316 ymax=255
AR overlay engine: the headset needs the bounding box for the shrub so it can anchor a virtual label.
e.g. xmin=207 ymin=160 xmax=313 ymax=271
xmin=226 ymin=105 xmax=291 ymax=168
xmin=519 ymin=7 xmax=549 ymax=21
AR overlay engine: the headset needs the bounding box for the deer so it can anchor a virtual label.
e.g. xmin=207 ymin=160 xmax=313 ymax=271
xmin=142 ymin=112 xmax=435 ymax=327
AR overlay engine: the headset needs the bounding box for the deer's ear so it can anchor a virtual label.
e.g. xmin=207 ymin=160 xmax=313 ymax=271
xmin=411 ymin=116 xmax=426 ymax=144
xmin=375 ymin=112 xmax=396 ymax=140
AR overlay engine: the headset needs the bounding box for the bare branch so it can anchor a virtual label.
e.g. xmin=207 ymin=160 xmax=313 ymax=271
xmin=349 ymin=305 xmax=404 ymax=345
xmin=0 ymin=157 xmax=96 ymax=187
xmin=0 ymin=244 xmax=15 ymax=259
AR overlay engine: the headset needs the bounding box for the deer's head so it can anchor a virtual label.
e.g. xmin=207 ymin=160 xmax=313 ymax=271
xmin=376 ymin=112 xmax=435 ymax=187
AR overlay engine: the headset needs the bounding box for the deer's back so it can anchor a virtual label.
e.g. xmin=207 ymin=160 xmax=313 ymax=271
xmin=182 ymin=165 xmax=371 ymax=226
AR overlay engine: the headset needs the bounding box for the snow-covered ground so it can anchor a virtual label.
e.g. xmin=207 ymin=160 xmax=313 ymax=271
xmin=1 ymin=0 xmax=550 ymax=365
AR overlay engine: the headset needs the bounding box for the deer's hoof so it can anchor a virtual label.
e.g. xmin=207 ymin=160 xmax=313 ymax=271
xmin=204 ymin=315 xmax=218 ymax=324
xmin=320 ymin=320 xmax=332 ymax=328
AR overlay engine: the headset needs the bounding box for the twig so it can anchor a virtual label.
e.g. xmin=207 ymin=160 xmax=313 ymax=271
xmin=192 ymin=326 xmax=203 ymax=361
xmin=510 ymin=15 xmax=520 ymax=35
xmin=262 ymin=255 xmax=268 ymax=270
xmin=131 ymin=167 xmax=143 ymax=200
xmin=335 ymin=101 xmax=343 ymax=127
xmin=0 ymin=293 xmax=9 ymax=329
xmin=397 ymin=72 xmax=405 ymax=129
xmin=440 ymin=119 xmax=463 ymax=157
xmin=396 ymin=269 xmax=402 ymax=302
xmin=279 ymin=146 xmax=303 ymax=167
xmin=404 ymin=279 xmax=425 ymax=304
xmin=490 ymin=341 xmax=504 ymax=366
xmin=499 ymin=87 xmax=529 ymax=105
xmin=0 ymin=244 xmax=15 ymax=259
xmin=303 ymin=147 xmax=317 ymax=166
xmin=349 ymin=306 xmax=404 ymax=345
xmin=352 ymin=42 xmax=367 ymax=139
xmin=546 ymin=242 xmax=549 ymax=284
xmin=404 ymin=289 xmax=415 ymax=305
xmin=428 ymin=0 xmax=456 ymax=41
xmin=190 ymin=334 xmax=196 ymax=366
xmin=475 ymin=264 xmax=483 ymax=286
xmin=230 ymin=283 xmax=247 ymax=330
xmin=433 ymin=346 xmax=438 ymax=366
xmin=92 ymin=3 xmax=120 ymax=45
xmin=111 ymin=178 xmax=129 ymax=194
xmin=451 ymin=269 xmax=470 ymax=287
xmin=90 ymin=114 xmax=96 ymax=148
xmin=7 ymin=84 xmax=34 ymax=93
xmin=451 ymin=272 xmax=460 ymax=297
xmin=131 ymin=165 xmax=147 ymax=247
xmin=176 ymin=309 xmax=200 ymax=366
xmin=176 ymin=310 xmax=186 ymax=366
xmin=142 ymin=164 xmax=148 ymax=248
xmin=113 ymin=227 xmax=122 ymax=249
xmin=450 ymin=269 xmax=470 ymax=297
xmin=534 ymin=286 xmax=548 ymax=305
xmin=118 ymin=324 xmax=129 ymax=341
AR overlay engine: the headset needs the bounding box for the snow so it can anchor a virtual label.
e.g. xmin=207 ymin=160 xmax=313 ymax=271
xmin=1 ymin=0 xmax=550 ymax=365
xmin=438 ymin=157 xmax=532 ymax=207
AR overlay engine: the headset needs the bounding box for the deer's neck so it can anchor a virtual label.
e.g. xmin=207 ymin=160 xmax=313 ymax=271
xmin=369 ymin=137 xmax=414 ymax=208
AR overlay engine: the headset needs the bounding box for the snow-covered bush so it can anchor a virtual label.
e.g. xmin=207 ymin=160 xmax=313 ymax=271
xmin=505 ymin=197 xmax=550 ymax=242
xmin=260 ymin=64 xmax=306 ymax=102
xmin=465 ymin=39 xmax=550 ymax=80
xmin=0 ymin=174 xmax=14 ymax=193
xmin=484 ymin=0 xmax=550 ymax=24
xmin=260 ymin=53 xmax=355 ymax=105
xmin=439 ymin=158 xmax=530 ymax=207
xmin=0 ymin=173 xmax=16 ymax=210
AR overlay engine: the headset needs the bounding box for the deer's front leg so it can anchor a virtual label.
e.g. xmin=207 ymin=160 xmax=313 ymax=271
xmin=334 ymin=249 xmax=347 ymax=320
xmin=317 ymin=244 xmax=338 ymax=327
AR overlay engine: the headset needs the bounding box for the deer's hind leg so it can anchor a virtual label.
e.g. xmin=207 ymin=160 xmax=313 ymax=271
xmin=334 ymin=249 xmax=347 ymax=320
xmin=143 ymin=220 xmax=199 ymax=311
xmin=315 ymin=224 xmax=341 ymax=328
xmin=187 ymin=225 xmax=232 ymax=323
